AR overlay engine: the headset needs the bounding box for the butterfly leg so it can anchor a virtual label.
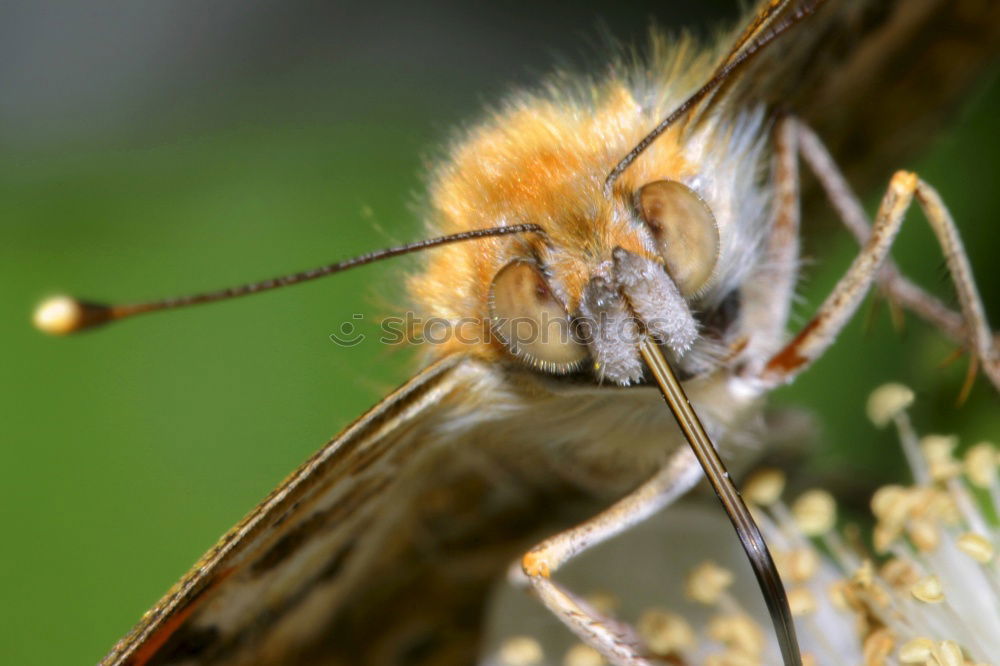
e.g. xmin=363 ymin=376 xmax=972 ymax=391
xmin=790 ymin=117 xmax=999 ymax=384
xmin=511 ymin=447 xmax=702 ymax=666
xmin=740 ymin=115 xmax=801 ymax=368
xmin=756 ymin=165 xmax=1000 ymax=390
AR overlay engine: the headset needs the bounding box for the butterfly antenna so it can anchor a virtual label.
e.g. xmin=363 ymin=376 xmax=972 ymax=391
xmin=603 ymin=0 xmax=828 ymax=196
xmin=639 ymin=338 xmax=802 ymax=666
xmin=33 ymin=223 xmax=544 ymax=335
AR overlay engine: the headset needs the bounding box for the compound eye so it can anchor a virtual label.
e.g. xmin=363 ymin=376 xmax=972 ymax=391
xmin=637 ymin=180 xmax=719 ymax=296
xmin=488 ymin=260 xmax=587 ymax=373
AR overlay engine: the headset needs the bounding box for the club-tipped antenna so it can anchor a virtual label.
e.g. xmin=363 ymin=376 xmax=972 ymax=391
xmin=639 ymin=337 xmax=801 ymax=666
xmin=33 ymin=223 xmax=543 ymax=335
xmin=603 ymin=0 xmax=827 ymax=196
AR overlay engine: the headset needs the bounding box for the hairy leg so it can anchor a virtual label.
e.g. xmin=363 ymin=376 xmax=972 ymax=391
xmin=740 ymin=116 xmax=802 ymax=372
xmin=758 ymin=169 xmax=999 ymax=389
xmin=512 ymin=447 xmax=702 ymax=666
xmin=793 ymin=118 xmax=1000 ymax=374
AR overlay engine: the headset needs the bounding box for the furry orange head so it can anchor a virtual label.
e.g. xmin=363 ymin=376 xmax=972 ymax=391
xmin=409 ymin=42 xmax=771 ymax=384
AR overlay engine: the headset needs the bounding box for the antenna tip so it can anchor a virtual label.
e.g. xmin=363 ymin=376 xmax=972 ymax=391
xmin=33 ymin=296 xmax=111 ymax=335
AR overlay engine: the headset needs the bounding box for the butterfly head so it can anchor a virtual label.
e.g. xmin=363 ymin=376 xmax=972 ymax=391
xmin=409 ymin=81 xmax=764 ymax=386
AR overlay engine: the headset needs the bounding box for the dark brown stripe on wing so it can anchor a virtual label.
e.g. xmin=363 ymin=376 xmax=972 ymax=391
xmin=249 ymin=475 xmax=389 ymax=576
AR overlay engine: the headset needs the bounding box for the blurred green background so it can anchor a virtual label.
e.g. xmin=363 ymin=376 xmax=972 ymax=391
xmin=1 ymin=2 xmax=996 ymax=663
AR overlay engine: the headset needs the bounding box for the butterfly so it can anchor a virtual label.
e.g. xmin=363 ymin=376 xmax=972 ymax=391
xmin=33 ymin=0 xmax=1000 ymax=664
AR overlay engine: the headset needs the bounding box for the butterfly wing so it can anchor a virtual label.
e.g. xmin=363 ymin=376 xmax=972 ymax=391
xmin=707 ymin=0 xmax=1000 ymax=190
xmin=796 ymin=0 xmax=1000 ymax=189
xmin=101 ymin=354 xmax=584 ymax=666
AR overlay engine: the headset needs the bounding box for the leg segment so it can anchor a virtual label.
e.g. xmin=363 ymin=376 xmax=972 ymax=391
xmin=740 ymin=115 xmax=802 ymax=371
xmin=792 ymin=118 xmax=1000 ymax=377
xmin=514 ymin=447 xmax=702 ymax=666
xmin=758 ymin=169 xmax=999 ymax=389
